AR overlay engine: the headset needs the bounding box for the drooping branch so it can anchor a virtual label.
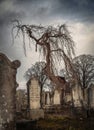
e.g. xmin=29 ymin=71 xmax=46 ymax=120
xmin=12 ymin=20 xmax=76 ymax=88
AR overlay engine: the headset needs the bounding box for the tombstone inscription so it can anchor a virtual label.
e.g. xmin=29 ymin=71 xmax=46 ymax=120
xmin=27 ymin=77 xmax=44 ymax=120
xmin=29 ymin=77 xmax=40 ymax=109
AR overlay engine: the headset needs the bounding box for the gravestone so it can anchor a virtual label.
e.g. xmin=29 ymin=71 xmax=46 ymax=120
xmin=46 ymin=92 xmax=50 ymax=105
xmin=87 ymin=84 xmax=94 ymax=108
xmin=29 ymin=77 xmax=40 ymax=109
xmin=27 ymin=77 xmax=44 ymax=120
xmin=0 ymin=53 xmax=21 ymax=130
xmin=54 ymin=90 xmax=61 ymax=105
xmin=72 ymin=85 xmax=83 ymax=107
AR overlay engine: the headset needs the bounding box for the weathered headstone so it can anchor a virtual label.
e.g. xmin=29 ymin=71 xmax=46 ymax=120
xmin=87 ymin=84 xmax=94 ymax=108
xmin=46 ymin=92 xmax=50 ymax=105
xmin=72 ymin=85 xmax=83 ymax=107
xmin=50 ymin=92 xmax=54 ymax=105
xmin=27 ymin=77 xmax=44 ymax=120
xmin=53 ymin=90 xmax=61 ymax=105
xmin=0 ymin=53 xmax=21 ymax=130
xmin=28 ymin=77 xmax=40 ymax=109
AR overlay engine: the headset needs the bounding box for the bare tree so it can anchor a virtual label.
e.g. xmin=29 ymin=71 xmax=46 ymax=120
xmin=60 ymin=54 xmax=94 ymax=107
xmin=25 ymin=61 xmax=47 ymax=82
xmin=25 ymin=61 xmax=48 ymax=108
xmin=73 ymin=54 xmax=94 ymax=100
xmin=12 ymin=20 xmax=76 ymax=90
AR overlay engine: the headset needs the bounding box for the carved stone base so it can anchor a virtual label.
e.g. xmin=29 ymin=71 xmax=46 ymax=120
xmin=29 ymin=109 xmax=44 ymax=120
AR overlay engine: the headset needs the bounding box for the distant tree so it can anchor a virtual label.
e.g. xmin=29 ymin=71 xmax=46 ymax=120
xmin=73 ymin=54 xmax=94 ymax=100
xmin=25 ymin=61 xmax=46 ymax=82
xmin=60 ymin=55 xmax=94 ymax=107
xmin=25 ymin=61 xmax=48 ymax=108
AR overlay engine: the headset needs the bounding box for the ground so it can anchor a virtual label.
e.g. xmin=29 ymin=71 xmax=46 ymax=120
xmin=16 ymin=115 xmax=94 ymax=130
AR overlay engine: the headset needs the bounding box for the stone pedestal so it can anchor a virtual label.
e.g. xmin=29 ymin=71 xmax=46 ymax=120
xmin=29 ymin=109 xmax=44 ymax=120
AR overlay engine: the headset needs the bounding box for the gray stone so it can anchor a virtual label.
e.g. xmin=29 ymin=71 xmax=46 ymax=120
xmin=54 ymin=90 xmax=61 ymax=105
xmin=0 ymin=53 xmax=21 ymax=130
xmin=27 ymin=77 xmax=40 ymax=109
xmin=27 ymin=77 xmax=44 ymax=120
xmin=46 ymin=92 xmax=50 ymax=105
xmin=29 ymin=109 xmax=44 ymax=120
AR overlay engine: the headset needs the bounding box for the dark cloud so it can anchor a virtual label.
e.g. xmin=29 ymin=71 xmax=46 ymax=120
xmin=52 ymin=0 xmax=94 ymax=22
xmin=0 ymin=0 xmax=25 ymax=47
xmin=0 ymin=0 xmax=94 ymax=46
xmin=16 ymin=0 xmax=43 ymax=4
xmin=13 ymin=0 xmax=94 ymax=22
xmin=0 ymin=11 xmax=24 ymax=26
xmin=0 ymin=0 xmax=5 ymax=3
xmin=0 ymin=0 xmax=93 ymax=26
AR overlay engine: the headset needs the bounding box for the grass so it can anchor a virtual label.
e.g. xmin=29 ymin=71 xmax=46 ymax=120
xmin=16 ymin=113 xmax=94 ymax=130
xmin=36 ymin=115 xmax=94 ymax=130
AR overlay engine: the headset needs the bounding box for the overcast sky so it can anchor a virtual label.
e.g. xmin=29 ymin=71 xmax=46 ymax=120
xmin=0 ymin=0 xmax=94 ymax=88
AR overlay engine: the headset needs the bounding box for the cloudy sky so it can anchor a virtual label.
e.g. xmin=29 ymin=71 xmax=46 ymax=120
xmin=0 ymin=0 xmax=94 ymax=88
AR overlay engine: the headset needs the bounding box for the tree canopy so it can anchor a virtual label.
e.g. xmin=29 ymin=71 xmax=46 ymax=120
xmin=25 ymin=61 xmax=48 ymax=88
xmin=73 ymin=54 xmax=94 ymax=89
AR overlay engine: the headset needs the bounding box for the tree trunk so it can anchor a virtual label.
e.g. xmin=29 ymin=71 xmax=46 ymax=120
xmin=82 ymin=88 xmax=85 ymax=100
xmin=40 ymin=85 xmax=43 ymax=109
xmin=81 ymin=88 xmax=86 ymax=109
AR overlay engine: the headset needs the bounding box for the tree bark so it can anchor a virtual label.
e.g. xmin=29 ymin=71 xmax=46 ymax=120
xmin=40 ymin=85 xmax=43 ymax=109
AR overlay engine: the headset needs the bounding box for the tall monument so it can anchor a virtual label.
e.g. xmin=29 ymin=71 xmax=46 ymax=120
xmin=27 ymin=77 xmax=44 ymax=120
xmin=27 ymin=77 xmax=40 ymax=109
xmin=0 ymin=53 xmax=21 ymax=130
